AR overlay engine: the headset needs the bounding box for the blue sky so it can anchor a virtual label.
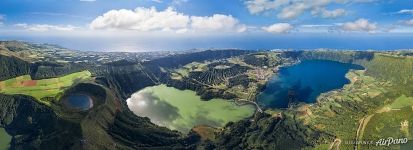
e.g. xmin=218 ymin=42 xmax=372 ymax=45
xmin=1 ymin=0 xmax=413 ymax=51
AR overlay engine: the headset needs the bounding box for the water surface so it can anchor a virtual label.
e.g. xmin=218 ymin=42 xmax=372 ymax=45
xmin=64 ymin=94 xmax=93 ymax=110
xmin=258 ymin=60 xmax=363 ymax=108
xmin=127 ymin=84 xmax=255 ymax=133
xmin=401 ymin=141 xmax=413 ymax=150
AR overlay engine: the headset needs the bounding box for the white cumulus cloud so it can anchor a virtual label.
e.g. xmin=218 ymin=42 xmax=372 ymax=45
xmin=90 ymin=7 xmax=189 ymax=31
xmin=244 ymin=0 xmax=290 ymax=14
xmin=190 ymin=14 xmax=246 ymax=33
xmin=14 ymin=23 xmax=78 ymax=32
xmin=341 ymin=18 xmax=377 ymax=33
xmin=90 ymin=7 xmax=247 ymax=33
xmin=311 ymin=8 xmax=346 ymax=18
xmin=262 ymin=23 xmax=293 ymax=33
xmin=244 ymin=0 xmax=374 ymax=19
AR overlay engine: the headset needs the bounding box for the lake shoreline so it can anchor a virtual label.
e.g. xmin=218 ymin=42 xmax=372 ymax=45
xmin=127 ymin=84 xmax=256 ymax=133
xmin=257 ymin=60 xmax=364 ymax=109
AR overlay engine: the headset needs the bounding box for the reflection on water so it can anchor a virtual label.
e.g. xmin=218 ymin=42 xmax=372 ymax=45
xmin=127 ymin=92 xmax=181 ymax=125
xmin=127 ymin=85 xmax=255 ymax=133
xmin=64 ymin=94 xmax=93 ymax=111
xmin=258 ymin=60 xmax=363 ymax=108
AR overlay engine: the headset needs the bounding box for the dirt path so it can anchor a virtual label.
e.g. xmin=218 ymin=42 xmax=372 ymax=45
xmin=328 ymin=138 xmax=342 ymax=150
xmin=235 ymin=99 xmax=263 ymax=113
xmin=355 ymin=114 xmax=374 ymax=150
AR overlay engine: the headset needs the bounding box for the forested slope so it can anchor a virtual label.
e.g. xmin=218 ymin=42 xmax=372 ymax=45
xmin=0 ymin=94 xmax=82 ymax=149
xmin=363 ymin=54 xmax=413 ymax=84
xmin=0 ymin=55 xmax=31 ymax=80
xmin=215 ymin=112 xmax=334 ymax=150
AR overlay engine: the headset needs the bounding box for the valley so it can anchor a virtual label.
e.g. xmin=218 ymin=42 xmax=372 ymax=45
xmin=0 ymin=41 xmax=412 ymax=149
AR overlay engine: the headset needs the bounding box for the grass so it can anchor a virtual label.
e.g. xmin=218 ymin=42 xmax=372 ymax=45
xmin=361 ymin=107 xmax=413 ymax=149
xmin=307 ymin=70 xmax=394 ymax=149
xmin=0 ymin=70 xmax=92 ymax=106
xmin=171 ymin=61 xmax=209 ymax=79
xmin=390 ymin=95 xmax=413 ymax=109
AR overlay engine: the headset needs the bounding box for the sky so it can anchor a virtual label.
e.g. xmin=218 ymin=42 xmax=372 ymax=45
xmin=0 ymin=0 xmax=413 ymax=51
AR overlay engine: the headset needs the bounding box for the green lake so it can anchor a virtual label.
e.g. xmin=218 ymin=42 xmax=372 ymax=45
xmin=401 ymin=140 xmax=413 ymax=150
xmin=126 ymin=84 xmax=256 ymax=133
xmin=0 ymin=128 xmax=11 ymax=150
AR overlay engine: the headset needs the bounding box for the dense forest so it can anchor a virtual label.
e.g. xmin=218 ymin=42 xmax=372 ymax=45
xmin=0 ymin=94 xmax=82 ymax=149
xmin=30 ymin=62 xmax=87 ymax=80
xmin=214 ymin=112 xmax=334 ymax=149
xmin=275 ymin=50 xmax=375 ymax=64
xmin=145 ymin=50 xmax=250 ymax=68
xmin=243 ymin=54 xmax=269 ymax=67
xmin=363 ymin=54 xmax=413 ymax=85
xmin=228 ymin=74 xmax=255 ymax=88
xmin=0 ymin=55 xmax=31 ymax=80
xmin=0 ymin=55 xmax=90 ymax=81
xmin=189 ymin=62 xmax=250 ymax=85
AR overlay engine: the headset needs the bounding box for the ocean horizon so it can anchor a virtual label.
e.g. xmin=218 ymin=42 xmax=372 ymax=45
xmin=1 ymin=33 xmax=413 ymax=52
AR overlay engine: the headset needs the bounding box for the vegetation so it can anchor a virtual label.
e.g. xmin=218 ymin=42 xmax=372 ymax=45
xmin=189 ymin=62 xmax=250 ymax=86
xmin=228 ymin=74 xmax=255 ymax=88
xmin=300 ymin=50 xmax=375 ymax=63
xmin=390 ymin=95 xmax=413 ymax=109
xmin=145 ymin=49 xmax=250 ymax=68
xmin=0 ymin=55 xmax=31 ymax=81
xmin=0 ymin=94 xmax=83 ymax=149
xmin=361 ymin=107 xmax=413 ymax=150
xmin=30 ymin=61 xmax=89 ymax=80
xmin=1 ymin=42 xmax=413 ymax=150
xmin=0 ymin=70 xmax=91 ymax=106
xmin=0 ymin=128 xmax=11 ymax=150
xmin=362 ymin=54 xmax=413 ymax=86
xmin=215 ymin=112 xmax=334 ymax=150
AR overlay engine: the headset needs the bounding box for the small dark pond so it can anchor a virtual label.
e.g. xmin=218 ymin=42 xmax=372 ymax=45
xmin=258 ymin=60 xmax=364 ymax=108
xmin=64 ymin=94 xmax=93 ymax=111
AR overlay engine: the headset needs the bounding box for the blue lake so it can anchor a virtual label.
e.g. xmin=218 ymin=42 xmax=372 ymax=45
xmin=65 ymin=94 xmax=93 ymax=110
xmin=258 ymin=60 xmax=363 ymax=108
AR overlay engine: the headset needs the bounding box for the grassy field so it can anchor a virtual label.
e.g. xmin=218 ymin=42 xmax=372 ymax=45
xmin=361 ymin=107 xmax=413 ymax=149
xmin=390 ymin=95 xmax=413 ymax=109
xmin=0 ymin=70 xmax=92 ymax=106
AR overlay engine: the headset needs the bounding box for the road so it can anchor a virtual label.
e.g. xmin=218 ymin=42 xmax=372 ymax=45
xmin=328 ymin=138 xmax=342 ymax=150
xmin=235 ymin=99 xmax=263 ymax=113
